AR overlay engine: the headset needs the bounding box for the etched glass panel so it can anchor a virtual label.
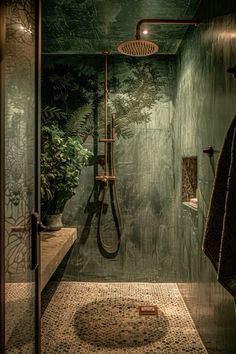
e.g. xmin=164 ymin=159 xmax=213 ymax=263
xmin=4 ymin=0 xmax=36 ymax=352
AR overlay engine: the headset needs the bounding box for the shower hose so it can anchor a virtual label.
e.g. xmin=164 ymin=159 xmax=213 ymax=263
xmin=96 ymin=115 xmax=123 ymax=258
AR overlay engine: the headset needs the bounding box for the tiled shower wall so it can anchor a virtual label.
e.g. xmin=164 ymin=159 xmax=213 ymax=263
xmin=174 ymin=8 xmax=236 ymax=354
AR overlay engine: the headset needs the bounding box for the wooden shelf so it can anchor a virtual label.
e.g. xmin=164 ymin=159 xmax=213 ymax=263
xmin=182 ymin=201 xmax=198 ymax=211
xmin=40 ymin=228 xmax=77 ymax=290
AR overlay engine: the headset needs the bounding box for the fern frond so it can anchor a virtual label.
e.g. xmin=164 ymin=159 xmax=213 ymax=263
xmin=65 ymin=103 xmax=93 ymax=136
xmin=42 ymin=106 xmax=67 ymax=123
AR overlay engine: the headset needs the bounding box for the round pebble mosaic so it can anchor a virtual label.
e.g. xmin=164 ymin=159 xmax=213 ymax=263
xmin=42 ymin=282 xmax=208 ymax=354
xmin=74 ymin=298 xmax=168 ymax=348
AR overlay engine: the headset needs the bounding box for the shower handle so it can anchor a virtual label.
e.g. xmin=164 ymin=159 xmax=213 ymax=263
xmin=31 ymin=213 xmax=40 ymax=270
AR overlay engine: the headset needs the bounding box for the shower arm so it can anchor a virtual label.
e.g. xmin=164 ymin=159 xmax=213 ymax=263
xmin=135 ymin=19 xmax=199 ymax=40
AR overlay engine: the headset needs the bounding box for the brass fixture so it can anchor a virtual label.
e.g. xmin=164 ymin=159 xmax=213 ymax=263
xmin=117 ymin=18 xmax=199 ymax=56
xmin=96 ymin=51 xmax=116 ymax=183
xmin=139 ymin=305 xmax=158 ymax=316
xmin=95 ymin=175 xmax=116 ymax=182
xmin=99 ymin=138 xmax=115 ymax=142
xmin=117 ymin=39 xmax=159 ymax=57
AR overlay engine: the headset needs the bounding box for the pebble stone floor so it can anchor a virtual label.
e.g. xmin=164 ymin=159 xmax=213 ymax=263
xmin=5 ymin=283 xmax=35 ymax=354
xmin=41 ymin=282 xmax=208 ymax=354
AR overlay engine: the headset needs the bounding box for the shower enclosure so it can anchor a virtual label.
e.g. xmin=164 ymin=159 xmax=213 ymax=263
xmin=0 ymin=1 xmax=41 ymax=353
xmin=1 ymin=0 xmax=236 ymax=353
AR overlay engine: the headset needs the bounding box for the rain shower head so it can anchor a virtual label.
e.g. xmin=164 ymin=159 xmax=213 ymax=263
xmin=117 ymin=18 xmax=199 ymax=57
xmin=117 ymin=39 xmax=159 ymax=57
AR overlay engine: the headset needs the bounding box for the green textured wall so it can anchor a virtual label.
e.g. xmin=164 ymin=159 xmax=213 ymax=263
xmin=42 ymin=0 xmax=201 ymax=54
xmin=42 ymin=54 xmax=177 ymax=282
xmin=174 ymin=11 xmax=236 ymax=354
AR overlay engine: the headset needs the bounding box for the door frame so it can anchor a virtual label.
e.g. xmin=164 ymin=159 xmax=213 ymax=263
xmin=0 ymin=1 xmax=42 ymax=353
xmin=35 ymin=0 xmax=42 ymax=352
xmin=0 ymin=2 xmax=6 ymax=353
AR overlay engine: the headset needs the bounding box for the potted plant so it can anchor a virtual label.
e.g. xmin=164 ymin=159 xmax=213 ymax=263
xmin=41 ymin=106 xmax=93 ymax=230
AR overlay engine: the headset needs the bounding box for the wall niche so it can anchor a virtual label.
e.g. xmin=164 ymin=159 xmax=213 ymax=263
xmin=182 ymin=157 xmax=198 ymax=209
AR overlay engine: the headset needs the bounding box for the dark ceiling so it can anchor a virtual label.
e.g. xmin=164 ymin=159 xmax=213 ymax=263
xmin=42 ymin=0 xmax=202 ymax=55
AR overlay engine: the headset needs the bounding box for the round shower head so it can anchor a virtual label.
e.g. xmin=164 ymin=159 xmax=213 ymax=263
xmin=117 ymin=39 xmax=159 ymax=57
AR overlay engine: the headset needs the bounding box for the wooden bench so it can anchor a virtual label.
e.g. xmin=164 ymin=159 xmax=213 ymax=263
xmin=40 ymin=228 xmax=77 ymax=290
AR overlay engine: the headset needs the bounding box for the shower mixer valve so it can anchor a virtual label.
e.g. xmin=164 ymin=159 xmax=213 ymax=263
xmin=96 ymin=175 xmax=116 ymax=183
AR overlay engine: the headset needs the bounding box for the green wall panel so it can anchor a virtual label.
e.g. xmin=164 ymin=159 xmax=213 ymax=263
xmin=174 ymin=10 xmax=236 ymax=354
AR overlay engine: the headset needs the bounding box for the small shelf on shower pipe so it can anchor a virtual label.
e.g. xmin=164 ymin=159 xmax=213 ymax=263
xmin=99 ymin=138 xmax=115 ymax=142
xmin=40 ymin=227 xmax=77 ymax=290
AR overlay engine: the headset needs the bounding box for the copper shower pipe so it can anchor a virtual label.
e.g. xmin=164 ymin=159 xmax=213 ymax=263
xmin=135 ymin=19 xmax=199 ymax=40
xmin=104 ymin=51 xmax=108 ymax=175
xmin=96 ymin=176 xmax=116 ymax=181
xmin=96 ymin=113 xmax=116 ymax=182
xmin=96 ymin=52 xmax=116 ymax=183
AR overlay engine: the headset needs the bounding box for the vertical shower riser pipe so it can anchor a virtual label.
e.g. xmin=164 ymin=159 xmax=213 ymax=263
xmin=104 ymin=51 xmax=108 ymax=176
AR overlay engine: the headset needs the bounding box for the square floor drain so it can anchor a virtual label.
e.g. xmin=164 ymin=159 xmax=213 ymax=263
xmin=138 ymin=305 xmax=158 ymax=316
